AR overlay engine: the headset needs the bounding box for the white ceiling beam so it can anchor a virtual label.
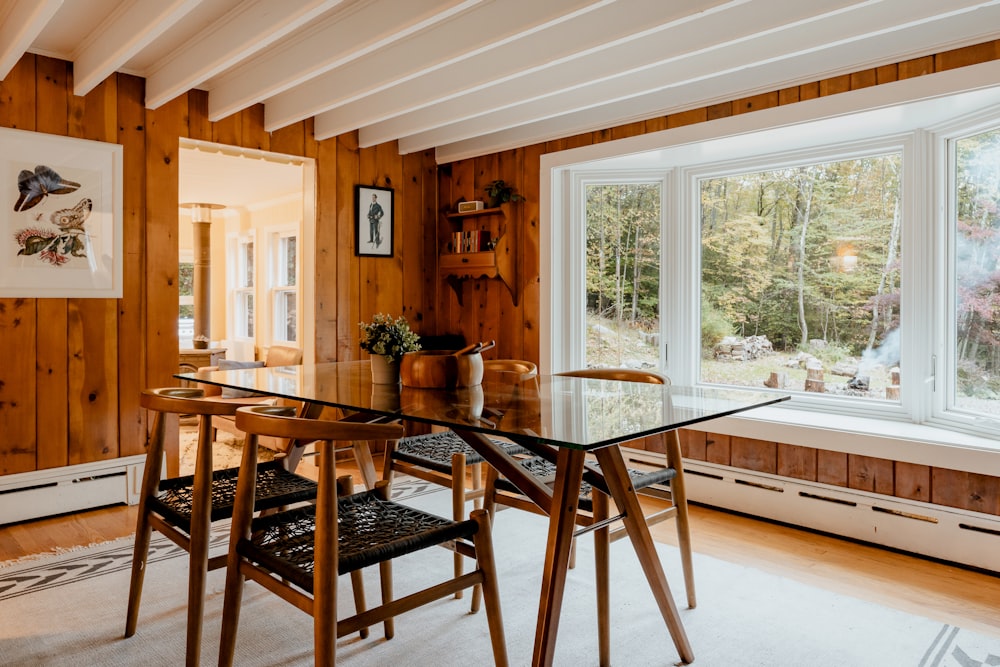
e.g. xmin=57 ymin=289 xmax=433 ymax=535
xmin=264 ymin=0 xmax=610 ymax=132
xmin=396 ymin=0 xmax=1000 ymax=153
xmin=357 ymin=0 xmax=857 ymax=146
xmin=207 ymin=0 xmax=482 ymax=123
xmin=144 ymin=0 xmax=344 ymax=110
xmin=315 ymin=0 xmax=740 ymax=141
xmin=0 ymin=0 xmax=63 ymax=81
xmin=72 ymin=0 xmax=202 ymax=97
xmin=428 ymin=7 xmax=1000 ymax=162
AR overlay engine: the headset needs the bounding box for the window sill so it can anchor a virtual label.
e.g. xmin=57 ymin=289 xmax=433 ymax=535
xmin=687 ymin=406 xmax=1000 ymax=476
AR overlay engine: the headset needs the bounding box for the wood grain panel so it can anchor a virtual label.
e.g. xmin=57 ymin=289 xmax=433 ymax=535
xmin=731 ymin=436 xmax=777 ymax=474
xmin=776 ymin=443 xmax=817 ymax=481
xmin=315 ymin=137 xmax=339 ymax=362
xmin=704 ymin=432 xmax=731 ymax=466
xmin=34 ymin=56 xmax=71 ymax=469
xmin=0 ymin=299 xmax=37 ymax=474
xmin=894 ymin=462 xmax=930 ymax=503
xmin=335 ymin=132 xmax=361 ymax=361
xmin=848 ymin=454 xmax=894 ymax=495
xmin=931 ymin=468 xmax=1000 ymax=515
xmin=69 ymin=74 xmax=119 ymax=464
xmin=0 ymin=57 xmax=38 ymax=474
xmin=144 ymin=95 xmax=187 ymax=476
xmin=678 ymin=429 xmax=707 ymax=461
xmin=116 ymin=73 xmax=147 ymax=457
xmin=817 ymin=450 xmax=848 ymax=487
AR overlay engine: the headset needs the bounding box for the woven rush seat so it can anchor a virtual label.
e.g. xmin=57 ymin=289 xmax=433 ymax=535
xmin=148 ymin=460 xmax=317 ymax=533
xmin=240 ymin=489 xmax=480 ymax=592
xmin=492 ymin=455 xmax=676 ymax=513
xmin=392 ymin=431 xmax=526 ymax=474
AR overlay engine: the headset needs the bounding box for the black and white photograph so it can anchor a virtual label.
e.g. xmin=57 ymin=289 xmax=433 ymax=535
xmin=355 ymin=185 xmax=393 ymax=257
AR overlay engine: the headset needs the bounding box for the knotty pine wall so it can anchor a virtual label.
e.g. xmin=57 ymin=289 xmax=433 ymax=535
xmin=0 ymin=54 xmax=437 ymax=478
xmin=436 ymin=40 xmax=1000 ymax=518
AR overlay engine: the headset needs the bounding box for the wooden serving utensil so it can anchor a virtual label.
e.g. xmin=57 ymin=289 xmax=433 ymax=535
xmin=453 ymin=339 xmax=495 ymax=355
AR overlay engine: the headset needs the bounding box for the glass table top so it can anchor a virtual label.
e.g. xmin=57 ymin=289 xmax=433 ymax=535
xmin=179 ymin=360 xmax=789 ymax=451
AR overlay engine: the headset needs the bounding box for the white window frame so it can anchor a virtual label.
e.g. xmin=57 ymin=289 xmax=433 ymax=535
xmin=268 ymin=225 xmax=299 ymax=345
xmin=228 ymin=231 xmax=256 ymax=342
xmin=542 ymin=61 xmax=1000 ymax=471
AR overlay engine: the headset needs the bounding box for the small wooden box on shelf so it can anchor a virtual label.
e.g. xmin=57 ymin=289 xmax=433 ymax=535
xmin=440 ymin=205 xmax=517 ymax=305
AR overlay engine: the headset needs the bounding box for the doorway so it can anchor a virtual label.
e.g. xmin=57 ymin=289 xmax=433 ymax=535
xmin=178 ymin=140 xmax=316 ymax=364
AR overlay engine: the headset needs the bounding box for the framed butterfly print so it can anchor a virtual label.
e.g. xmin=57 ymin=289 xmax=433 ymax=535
xmin=0 ymin=127 xmax=123 ymax=297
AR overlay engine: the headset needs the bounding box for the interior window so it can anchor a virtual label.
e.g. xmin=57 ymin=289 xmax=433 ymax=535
xmin=271 ymin=231 xmax=297 ymax=343
xmin=234 ymin=237 xmax=254 ymax=339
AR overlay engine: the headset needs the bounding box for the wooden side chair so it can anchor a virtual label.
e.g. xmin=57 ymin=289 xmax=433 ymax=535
xmin=218 ymin=405 xmax=508 ymax=666
xmin=381 ymin=359 xmax=537 ymax=599
xmin=124 ymin=387 xmax=319 ymax=666
xmin=482 ymin=367 xmax=694 ymax=667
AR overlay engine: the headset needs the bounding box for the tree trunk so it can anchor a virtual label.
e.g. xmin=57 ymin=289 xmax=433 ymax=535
xmin=795 ymin=170 xmax=814 ymax=347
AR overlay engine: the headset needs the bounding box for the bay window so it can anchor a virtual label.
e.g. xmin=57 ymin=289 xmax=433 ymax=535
xmin=545 ymin=72 xmax=1000 ymax=445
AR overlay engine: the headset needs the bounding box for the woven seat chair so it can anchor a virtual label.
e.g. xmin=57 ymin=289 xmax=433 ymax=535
xmin=482 ymin=368 xmax=694 ymax=667
xmin=219 ymin=405 xmax=508 ymax=667
xmin=124 ymin=387 xmax=319 ymax=665
xmin=381 ymin=359 xmax=537 ymax=600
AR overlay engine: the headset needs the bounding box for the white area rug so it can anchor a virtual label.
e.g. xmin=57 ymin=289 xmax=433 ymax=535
xmin=2 ymin=484 xmax=998 ymax=666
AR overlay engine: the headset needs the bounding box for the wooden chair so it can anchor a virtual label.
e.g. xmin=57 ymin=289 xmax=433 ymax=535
xmin=218 ymin=405 xmax=509 ymax=667
xmin=381 ymin=359 xmax=536 ymax=599
xmin=482 ymin=367 xmax=694 ymax=667
xmin=124 ymin=387 xmax=320 ymax=666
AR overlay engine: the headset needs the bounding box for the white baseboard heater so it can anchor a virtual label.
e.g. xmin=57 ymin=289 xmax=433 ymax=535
xmin=624 ymin=450 xmax=1000 ymax=573
xmin=0 ymin=455 xmax=145 ymax=525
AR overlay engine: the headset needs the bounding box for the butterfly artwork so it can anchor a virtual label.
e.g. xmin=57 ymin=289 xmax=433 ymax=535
xmin=14 ymin=197 xmax=92 ymax=266
xmin=14 ymin=165 xmax=81 ymax=212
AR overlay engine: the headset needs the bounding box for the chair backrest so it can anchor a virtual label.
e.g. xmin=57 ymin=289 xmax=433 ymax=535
xmin=235 ymin=405 xmax=404 ymax=444
xmin=483 ymin=359 xmax=538 ymax=377
xmin=556 ymin=367 xmax=670 ymax=385
xmin=141 ymin=387 xmax=249 ymax=416
xmin=265 ymin=345 xmax=303 ymax=367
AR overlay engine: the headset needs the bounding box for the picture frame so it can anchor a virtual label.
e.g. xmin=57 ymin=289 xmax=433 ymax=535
xmin=0 ymin=127 xmax=123 ymax=298
xmin=355 ymin=185 xmax=394 ymax=257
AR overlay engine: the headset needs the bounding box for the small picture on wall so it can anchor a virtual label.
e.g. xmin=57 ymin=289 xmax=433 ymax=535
xmin=355 ymin=185 xmax=394 ymax=257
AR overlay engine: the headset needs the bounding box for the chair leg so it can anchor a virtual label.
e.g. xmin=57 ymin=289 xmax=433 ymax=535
xmin=185 ymin=416 xmax=215 ymax=666
xmin=336 ymin=475 xmax=370 ymax=639
xmin=125 ymin=411 xmax=167 ymax=639
xmin=451 ymin=451 xmax=467 ymax=600
xmin=379 ymin=560 xmax=395 ymax=640
xmin=470 ymin=509 xmax=509 ymax=667
xmin=471 ymin=461 xmax=483 ymax=511
xmin=217 ymin=563 xmax=246 ymax=667
xmin=123 ymin=511 xmax=153 ymax=638
xmin=593 ymin=490 xmax=611 ymax=667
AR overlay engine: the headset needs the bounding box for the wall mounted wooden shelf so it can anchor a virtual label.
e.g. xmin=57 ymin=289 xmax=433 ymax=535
xmin=440 ymin=206 xmax=518 ymax=305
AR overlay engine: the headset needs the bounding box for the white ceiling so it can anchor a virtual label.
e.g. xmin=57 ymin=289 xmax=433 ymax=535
xmin=3 ymin=0 xmax=1000 ymax=165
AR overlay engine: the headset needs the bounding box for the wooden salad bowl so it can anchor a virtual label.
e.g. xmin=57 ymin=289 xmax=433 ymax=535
xmin=400 ymin=344 xmax=490 ymax=388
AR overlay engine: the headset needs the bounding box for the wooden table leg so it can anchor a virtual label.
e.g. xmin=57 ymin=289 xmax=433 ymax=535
xmin=531 ymin=447 xmax=586 ymax=667
xmin=593 ymin=445 xmax=694 ymax=664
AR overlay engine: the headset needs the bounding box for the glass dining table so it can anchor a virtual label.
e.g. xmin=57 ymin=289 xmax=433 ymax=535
xmin=179 ymin=360 xmax=789 ymax=666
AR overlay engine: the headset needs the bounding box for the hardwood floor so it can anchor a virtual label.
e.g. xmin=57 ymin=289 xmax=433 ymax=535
xmin=3 ymin=453 xmax=998 ymax=641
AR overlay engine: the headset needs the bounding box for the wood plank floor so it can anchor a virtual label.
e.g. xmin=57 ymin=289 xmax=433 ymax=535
xmin=3 ymin=453 xmax=998 ymax=640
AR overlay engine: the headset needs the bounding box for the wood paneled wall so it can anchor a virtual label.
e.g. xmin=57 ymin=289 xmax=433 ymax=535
xmin=435 ymin=40 xmax=1000 ymax=517
xmin=0 ymin=54 xmax=435 ymax=478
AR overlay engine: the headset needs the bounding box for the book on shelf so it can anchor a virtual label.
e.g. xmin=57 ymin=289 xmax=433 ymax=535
xmin=451 ymin=230 xmax=492 ymax=253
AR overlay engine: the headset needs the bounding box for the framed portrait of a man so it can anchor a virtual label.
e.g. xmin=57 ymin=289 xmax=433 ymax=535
xmin=355 ymin=185 xmax=393 ymax=257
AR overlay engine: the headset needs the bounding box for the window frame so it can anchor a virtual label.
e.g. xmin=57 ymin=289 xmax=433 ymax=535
xmin=228 ymin=231 xmax=256 ymax=341
xmin=268 ymin=225 xmax=299 ymax=345
xmin=542 ymin=64 xmax=1000 ymax=460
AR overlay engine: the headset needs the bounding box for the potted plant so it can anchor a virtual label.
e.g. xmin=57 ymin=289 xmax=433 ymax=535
xmin=483 ymin=179 xmax=524 ymax=208
xmin=359 ymin=313 xmax=421 ymax=383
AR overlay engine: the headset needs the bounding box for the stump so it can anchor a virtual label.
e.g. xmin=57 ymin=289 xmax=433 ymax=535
xmin=764 ymin=372 xmax=788 ymax=389
xmin=805 ymin=366 xmax=824 ymax=393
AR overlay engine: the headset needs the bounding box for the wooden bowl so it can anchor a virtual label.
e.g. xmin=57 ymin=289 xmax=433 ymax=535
xmin=400 ymin=350 xmax=484 ymax=388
